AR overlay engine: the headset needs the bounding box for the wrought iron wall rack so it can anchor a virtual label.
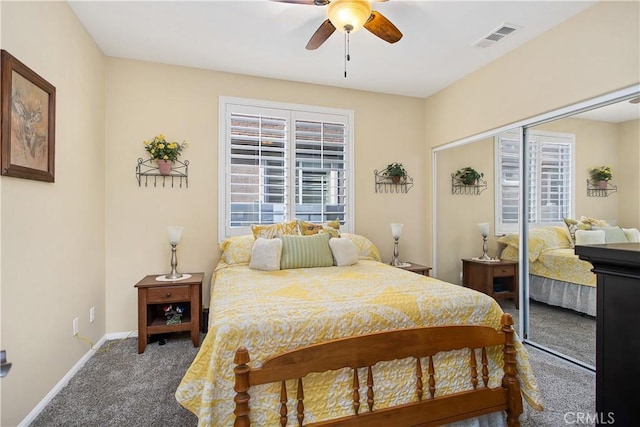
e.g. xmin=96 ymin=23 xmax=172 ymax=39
xmin=451 ymin=174 xmax=487 ymax=195
xmin=374 ymin=169 xmax=413 ymax=193
xmin=136 ymin=158 xmax=189 ymax=188
xmin=586 ymin=179 xmax=617 ymax=197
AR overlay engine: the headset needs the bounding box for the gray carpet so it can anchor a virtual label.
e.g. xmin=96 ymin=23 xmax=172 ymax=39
xmin=31 ymin=332 xmax=200 ymax=427
xmin=500 ymin=299 xmax=596 ymax=367
xmin=31 ymin=330 xmax=595 ymax=427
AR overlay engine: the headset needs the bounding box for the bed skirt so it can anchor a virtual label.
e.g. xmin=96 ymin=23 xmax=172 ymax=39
xmin=529 ymin=274 xmax=596 ymax=317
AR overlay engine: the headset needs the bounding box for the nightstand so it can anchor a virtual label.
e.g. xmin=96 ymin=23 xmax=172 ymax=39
xmin=397 ymin=262 xmax=432 ymax=276
xmin=135 ymin=272 xmax=204 ymax=354
xmin=461 ymin=259 xmax=518 ymax=308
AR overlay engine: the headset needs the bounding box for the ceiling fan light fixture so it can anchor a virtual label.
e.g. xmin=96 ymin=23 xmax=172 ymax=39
xmin=328 ymin=0 xmax=372 ymax=33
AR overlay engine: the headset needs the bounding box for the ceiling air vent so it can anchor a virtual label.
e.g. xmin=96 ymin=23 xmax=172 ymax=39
xmin=472 ymin=23 xmax=521 ymax=48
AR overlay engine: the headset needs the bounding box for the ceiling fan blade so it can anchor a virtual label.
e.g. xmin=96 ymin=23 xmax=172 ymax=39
xmin=306 ymin=19 xmax=336 ymax=50
xmin=270 ymin=0 xmax=330 ymax=5
xmin=364 ymin=11 xmax=402 ymax=44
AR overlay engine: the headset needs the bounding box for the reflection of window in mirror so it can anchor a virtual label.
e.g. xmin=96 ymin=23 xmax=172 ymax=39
xmin=494 ymin=130 xmax=574 ymax=234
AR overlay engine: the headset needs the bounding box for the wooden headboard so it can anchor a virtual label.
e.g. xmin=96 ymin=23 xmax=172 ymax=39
xmin=233 ymin=313 xmax=522 ymax=427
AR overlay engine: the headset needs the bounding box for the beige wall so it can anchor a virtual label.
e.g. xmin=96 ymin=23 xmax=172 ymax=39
xmin=426 ymin=0 xmax=639 ymax=280
xmin=0 ymin=2 xmax=106 ymax=425
xmin=435 ymin=138 xmax=495 ymax=284
xmin=617 ymin=119 xmax=640 ymax=227
xmin=104 ymin=58 xmax=427 ymax=333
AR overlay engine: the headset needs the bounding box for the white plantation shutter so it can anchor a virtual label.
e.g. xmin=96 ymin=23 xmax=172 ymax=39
xmin=221 ymin=99 xmax=353 ymax=238
xmin=294 ymin=115 xmax=347 ymax=224
xmin=228 ymin=109 xmax=288 ymax=228
xmin=495 ymin=130 xmax=574 ymax=234
xmin=496 ymin=132 xmax=521 ymax=231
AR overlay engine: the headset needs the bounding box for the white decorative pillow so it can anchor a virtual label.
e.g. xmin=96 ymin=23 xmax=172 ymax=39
xmin=329 ymin=237 xmax=358 ymax=266
xmin=591 ymin=226 xmax=629 ymax=244
xmin=249 ymin=238 xmax=282 ymax=271
xmin=574 ymin=229 xmax=606 ymax=246
xmin=623 ymin=228 xmax=640 ymax=243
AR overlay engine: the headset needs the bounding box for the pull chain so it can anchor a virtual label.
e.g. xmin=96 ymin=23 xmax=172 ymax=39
xmin=344 ymin=30 xmax=351 ymax=78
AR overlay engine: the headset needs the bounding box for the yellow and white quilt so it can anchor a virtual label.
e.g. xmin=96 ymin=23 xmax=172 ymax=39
xmin=176 ymin=261 xmax=542 ymax=426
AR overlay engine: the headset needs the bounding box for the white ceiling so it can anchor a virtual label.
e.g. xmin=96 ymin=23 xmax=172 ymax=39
xmin=68 ymin=0 xmax=597 ymax=99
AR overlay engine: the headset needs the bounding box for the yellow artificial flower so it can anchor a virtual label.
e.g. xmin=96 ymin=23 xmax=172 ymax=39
xmin=143 ymin=133 xmax=187 ymax=162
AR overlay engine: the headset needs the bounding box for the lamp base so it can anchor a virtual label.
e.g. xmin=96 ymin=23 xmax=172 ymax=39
xmin=155 ymin=273 xmax=192 ymax=282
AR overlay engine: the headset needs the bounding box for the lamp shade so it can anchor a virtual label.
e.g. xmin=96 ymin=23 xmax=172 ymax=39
xmin=477 ymin=222 xmax=490 ymax=237
xmin=390 ymin=223 xmax=404 ymax=239
xmin=327 ymin=0 xmax=372 ymax=33
xmin=167 ymin=226 xmax=184 ymax=245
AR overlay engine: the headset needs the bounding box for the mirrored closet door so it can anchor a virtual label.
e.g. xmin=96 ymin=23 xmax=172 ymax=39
xmin=433 ymin=88 xmax=640 ymax=370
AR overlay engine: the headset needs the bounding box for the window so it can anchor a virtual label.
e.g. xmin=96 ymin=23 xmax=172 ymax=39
xmin=219 ymin=98 xmax=354 ymax=238
xmin=495 ymin=130 xmax=574 ymax=234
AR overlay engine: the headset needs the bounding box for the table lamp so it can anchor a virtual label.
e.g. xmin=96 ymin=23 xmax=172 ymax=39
xmin=166 ymin=226 xmax=184 ymax=279
xmin=390 ymin=223 xmax=404 ymax=267
xmin=477 ymin=222 xmax=491 ymax=260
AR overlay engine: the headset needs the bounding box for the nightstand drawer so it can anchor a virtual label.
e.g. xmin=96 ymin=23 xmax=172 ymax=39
xmin=493 ymin=265 xmax=515 ymax=277
xmin=147 ymin=286 xmax=190 ymax=303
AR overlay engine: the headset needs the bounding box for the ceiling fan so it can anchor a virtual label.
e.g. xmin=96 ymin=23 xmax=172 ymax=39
xmin=272 ymin=0 xmax=403 ymax=50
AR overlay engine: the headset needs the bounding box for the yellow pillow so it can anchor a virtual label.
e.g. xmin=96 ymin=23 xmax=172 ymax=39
xmin=251 ymin=220 xmax=301 ymax=239
xmin=341 ymin=233 xmax=382 ymax=262
xmin=497 ymin=226 xmax=571 ymax=262
xmin=326 ymin=219 xmax=341 ymax=230
xmin=496 ymin=234 xmax=545 ymax=262
xmin=299 ymin=221 xmax=323 ymax=235
xmin=299 ymin=220 xmax=341 ymax=238
xmin=219 ymin=234 xmax=255 ymax=266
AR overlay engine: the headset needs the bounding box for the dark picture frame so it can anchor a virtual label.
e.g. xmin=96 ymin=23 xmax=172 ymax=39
xmin=1 ymin=49 xmax=56 ymax=182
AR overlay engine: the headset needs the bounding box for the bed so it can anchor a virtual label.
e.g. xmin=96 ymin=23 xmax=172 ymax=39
xmin=498 ymin=223 xmax=640 ymax=317
xmin=176 ymin=230 xmax=542 ymax=426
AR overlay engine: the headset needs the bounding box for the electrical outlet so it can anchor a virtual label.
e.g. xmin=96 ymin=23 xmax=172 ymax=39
xmin=89 ymin=307 xmax=95 ymax=323
xmin=73 ymin=318 xmax=79 ymax=336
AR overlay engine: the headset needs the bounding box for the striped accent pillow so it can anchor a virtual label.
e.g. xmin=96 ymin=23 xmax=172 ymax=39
xmin=279 ymin=233 xmax=334 ymax=269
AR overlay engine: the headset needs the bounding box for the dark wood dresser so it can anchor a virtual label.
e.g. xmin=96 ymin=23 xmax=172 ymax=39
xmin=575 ymin=243 xmax=640 ymax=426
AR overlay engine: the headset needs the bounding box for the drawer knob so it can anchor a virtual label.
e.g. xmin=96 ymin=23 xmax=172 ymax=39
xmin=166 ymin=292 xmax=171 ymax=297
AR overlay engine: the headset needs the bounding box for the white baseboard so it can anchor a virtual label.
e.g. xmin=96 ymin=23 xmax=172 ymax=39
xmin=18 ymin=331 xmax=137 ymax=426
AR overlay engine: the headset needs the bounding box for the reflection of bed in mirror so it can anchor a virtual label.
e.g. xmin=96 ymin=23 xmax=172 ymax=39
xmin=499 ymin=226 xmax=596 ymax=316
xmin=499 ymin=224 xmax=640 ymax=317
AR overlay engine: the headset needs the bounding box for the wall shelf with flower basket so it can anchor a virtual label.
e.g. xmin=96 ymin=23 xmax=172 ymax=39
xmin=374 ymin=169 xmax=413 ymax=193
xmin=136 ymin=158 xmax=189 ymax=188
xmin=138 ymin=133 xmax=189 ymax=188
xmin=586 ymin=179 xmax=617 ymax=197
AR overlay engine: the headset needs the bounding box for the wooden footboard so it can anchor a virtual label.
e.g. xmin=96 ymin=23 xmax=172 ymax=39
xmin=233 ymin=313 xmax=522 ymax=427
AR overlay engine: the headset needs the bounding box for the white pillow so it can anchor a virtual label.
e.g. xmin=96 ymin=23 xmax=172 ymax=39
xmin=329 ymin=237 xmax=358 ymax=267
xmin=249 ymin=238 xmax=282 ymax=271
xmin=623 ymin=228 xmax=640 ymax=243
xmin=574 ymin=229 xmax=606 ymax=246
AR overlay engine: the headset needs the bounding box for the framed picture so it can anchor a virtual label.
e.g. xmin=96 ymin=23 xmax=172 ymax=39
xmin=1 ymin=49 xmax=56 ymax=182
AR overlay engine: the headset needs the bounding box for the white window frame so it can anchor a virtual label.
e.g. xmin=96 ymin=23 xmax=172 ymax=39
xmin=494 ymin=129 xmax=575 ymax=234
xmin=218 ymin=96 xmax=355 ymax=239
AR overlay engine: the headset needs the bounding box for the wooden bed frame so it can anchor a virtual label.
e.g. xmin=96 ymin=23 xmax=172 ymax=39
xmin=233 ymin=313 xmax=522 ymax=426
